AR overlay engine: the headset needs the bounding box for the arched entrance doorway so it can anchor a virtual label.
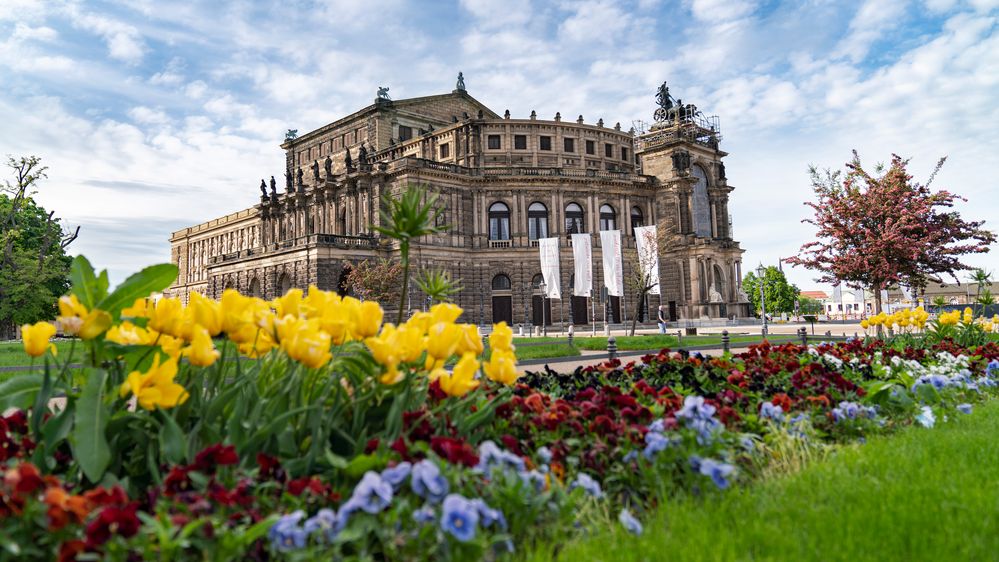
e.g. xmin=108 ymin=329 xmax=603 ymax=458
xmin=569 ymin=274 xmax=588 ymax=325
xmin=337 ymin=265 xmax=352 ymax=297
xmin=491 ymin=274 xmax=513 ymax=325
xmin=248 ymin=277 xmax=261 ymax=298
xmin=277 ymin=272 xmax=292 ymax=296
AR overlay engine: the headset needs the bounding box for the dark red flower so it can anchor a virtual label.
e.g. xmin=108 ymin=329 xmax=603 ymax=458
xmin=4 ymin=462 xmax=45 ymax=496
xmin=192 ymin=444 xmax=239 ymax=473
xmin=162 ymin=466 xmax=192 ymax=496
xmin=430 ymin=436 xmax=479 ymax=467
xmin=500 ymin=435 xmax=522 ymax=455
xmin=286 ymin=477 xmax=328 ymax=497
xmin=57 ymin=539 xmax=85 ymax=562
xmin=364 ymin=438 xmax=380 ymax=454
xmin=85 ymin=504 xmax=140 ymax=548
xmin=256 ymin=453 xmax=285 ymax=482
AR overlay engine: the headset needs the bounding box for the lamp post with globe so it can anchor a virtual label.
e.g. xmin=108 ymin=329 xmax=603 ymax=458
xmin=539 ymin=280 xmax=548 ymax=337
xmin=756 ymin=263 xmax=768 ymax=337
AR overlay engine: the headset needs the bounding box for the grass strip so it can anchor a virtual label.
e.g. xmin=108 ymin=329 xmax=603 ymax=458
xmin=527 ymin=400 xmax=999 ymax=562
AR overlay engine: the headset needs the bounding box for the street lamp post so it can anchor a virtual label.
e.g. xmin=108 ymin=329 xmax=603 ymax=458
xmin=539 ymin=281 xmax=548 ymax=337
xmin=756 ymin=263 xmax=768 ymax=337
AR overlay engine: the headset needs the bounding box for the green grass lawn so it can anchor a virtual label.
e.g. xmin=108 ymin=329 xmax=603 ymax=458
xmin=526 ymin=401 xmax=999 ymax=562
xmin=513 ymin=334 xmax=798 ymax=352
xmin=0 ymin=340 xmax=76 ymax=368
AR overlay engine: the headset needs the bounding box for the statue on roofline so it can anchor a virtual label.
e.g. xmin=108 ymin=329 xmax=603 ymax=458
xmin=270 ymin=176 xmax=277 ymax=197
xmin=456 ymin=72 xmax=465 ymax=91
xmin=377 ymin=86 xmax=391 ymax=101
xmin=324 ymin=155 xmax=333 ymax=178
xmin=311 ymin=160 xmax=320 ymax=182
xmin=259 ymin=179 xmax=267 ymax=197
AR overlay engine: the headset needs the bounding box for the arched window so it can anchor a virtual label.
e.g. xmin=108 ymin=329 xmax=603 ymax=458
xmin=248 ymin=277 xmax=261 ymax=298
xmin=691 ymin=165 xmax=712 ymax=237
xmin=278 ymin=273 xmax=292 ymax=296
xmin=599 ymin=204 xmax=617 ymax=231
xmin=528 ymin=202 xmax=549 ymax=240
xmin=631 ymin=206 xmax=644 ymax=235
xmin=492 ymin=274 xmax=512 ymax=291
xmin=489 ymin=202 xmax=510 ymax=240
xmin=532 ymin=273 xmax=545 ymax=290
xmin=565 ymin=203 xmax=584 ymax=234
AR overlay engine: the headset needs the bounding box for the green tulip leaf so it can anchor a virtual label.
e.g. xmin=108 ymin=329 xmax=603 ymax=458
xmin=73 ymin=370 xmax=111 ymax=483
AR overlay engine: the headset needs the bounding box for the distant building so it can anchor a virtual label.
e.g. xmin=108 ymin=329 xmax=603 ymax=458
xmin=165 ymin=79 xmax=751 ymax=324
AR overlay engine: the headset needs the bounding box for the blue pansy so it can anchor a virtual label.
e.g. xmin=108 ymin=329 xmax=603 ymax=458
xmin=342 ymin=471 xmax=393 ymax=516
xmin=536 ymin=446 xmax=553 ymax=464
xmin=441 ymin=494 xmax=479 ymax=542
xmin=470 ymin=498 xmax=507 ymax=529
xmin=412 ymin=504 xmax=436 ymax=525
xmin=411 ymin=459 xmax=449 ymax=503
xmin=643 ymin=431 xmax=671 ymax=459
xmin=618 ymin=508 xmax=643 ymax=535
xmin=647 ymin=419 xmax=666 ymax=433
xmin=570 ymin=473 xmax=604 ymax=498
xmin=477 ymin=440 xmax=526 ymax=473
xmin=381 ymin=462 xmax=412 ymax=489
xmin=520 ymin=469 xmax=547 ymax=491
xmin=303 ymin=508 xmax=339 ymax=542
xmin=759 ymin=402 xmax=784 ymax=422
xmin=697 ymin=458 xmax=736 ymax=489
xmin=268 ymin=511 xmax=308 ymax=551
xmin=623 ymin=450 xmax=638 ymax=462
xmin=957 ymin=403 xmax=973 ymax=414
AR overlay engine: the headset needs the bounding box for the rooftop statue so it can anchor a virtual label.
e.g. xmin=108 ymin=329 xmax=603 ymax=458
xmin=324 ymin=155 xmax=333 ymax=177
xmin=377 ymin=86 xmax=391 ymax=101
xmin=456 ymin=72 xmax=465 ymax=91
xmin=259 ymin=179 xmax=267 ymax=197
xmin=285 ymin=129 xmax=298 ymax=141
xmin=270 ymin=176 xmax=277 ymax=197
xmin=312 ymin=160 xmax=321 ymax=182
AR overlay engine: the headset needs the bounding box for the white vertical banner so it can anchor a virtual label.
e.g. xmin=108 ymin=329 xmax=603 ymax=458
xmin=634 ymin=225 xmax=660 ymax=295
xmin=600 ymin=230 xmax=624 ymax=297
xmin=538 ymin=237 xmax=562 ymax=299
xmin=880 ymin=289 xmax=889 ymax=304
xmin=571 ymin=233 xmax=593 ymax=297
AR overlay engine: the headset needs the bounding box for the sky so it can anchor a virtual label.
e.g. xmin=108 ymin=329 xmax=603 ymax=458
xmin=1 ymin=0 xmax=997 ymax=291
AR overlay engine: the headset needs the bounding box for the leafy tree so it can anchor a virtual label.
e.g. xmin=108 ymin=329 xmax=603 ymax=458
xmin=798 ymin=296 xmax=824 ymax=316
xmin=742 ymin=266 xmax=800 ymax=317
xmin=0 ymin=156 xmax=78 ymax=339
xmin=626 ymin=228 xmax=660 ymax=336
xmin=785 ymin=152 xmax=995 ymax=317
xmin=344 ymin=258 xmax=403 ymax=304
xmin=968 ymin=268 xmax=992 ymax=314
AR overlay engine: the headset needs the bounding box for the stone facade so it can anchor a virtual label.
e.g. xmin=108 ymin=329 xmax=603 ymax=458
xmin=166 ymin=85 xmax=750 ymax=325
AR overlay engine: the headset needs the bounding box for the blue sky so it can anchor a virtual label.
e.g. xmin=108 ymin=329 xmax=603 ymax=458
xmin=1 ymin=0 xmax=997 ymax=290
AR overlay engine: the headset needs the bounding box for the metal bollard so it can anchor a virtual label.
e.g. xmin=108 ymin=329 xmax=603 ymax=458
xmin=677 ymin=329 xmax=682 ymax=346
xmin=721 ymin=330 xmax=730 ymax=353
xmin=567 ymin=325 xmax=574 ymax=346
xmin=799 ymin=327 xmax=807 ymax=346
xmin=607 ymin=336 xmax=618 ymax=360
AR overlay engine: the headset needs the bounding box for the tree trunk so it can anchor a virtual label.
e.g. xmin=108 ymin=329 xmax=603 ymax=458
xmin=630 ymin=289 xmax=646 ymax=337
xmin=873 ymin=282 xmax=883 ymax=337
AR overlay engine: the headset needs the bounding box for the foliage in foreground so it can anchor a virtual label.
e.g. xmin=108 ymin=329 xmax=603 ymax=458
xmin=4 ymin=257 xmax=999 ymax=560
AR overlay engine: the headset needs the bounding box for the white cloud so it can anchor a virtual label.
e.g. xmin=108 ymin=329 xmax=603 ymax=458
xmin=834 ymin=0 xmax=908 ymax=62
xmin=70 ymin=10 xmax=146 ymax=64
xmin=460 ymin=0 xmax=534 ymax=28
xmin=149 ymin=57 xmax=185 ymax=86
xmin=127 ymin=106 xmax=170 ymax=125
xmin=12 ymin=23 xmax=59 ymax=42
xmin=686 ymin=0 xmax=757 ymax=22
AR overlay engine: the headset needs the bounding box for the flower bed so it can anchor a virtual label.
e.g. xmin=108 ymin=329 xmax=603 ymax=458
xmin=3 ymin=257 xmax=999 ymax=560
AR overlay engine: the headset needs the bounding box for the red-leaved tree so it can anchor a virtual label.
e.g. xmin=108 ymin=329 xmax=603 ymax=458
xmin=785 ymin=152 xmax=995 ymax=315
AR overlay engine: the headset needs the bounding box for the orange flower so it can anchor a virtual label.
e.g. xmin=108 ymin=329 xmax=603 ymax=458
xmin=44 ymin=486 xmax=91 ymax=530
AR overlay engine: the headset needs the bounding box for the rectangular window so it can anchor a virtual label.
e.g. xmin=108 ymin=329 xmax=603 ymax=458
xmin=604 ymin=143 xmax=613 ymax=157
xmin=439 ymin=142 xmax=450 ymax=158
xmin=514 ymin=135 xmax=527 ymax=149
xmin=540 ymin=136 xmax=552 ymax=151
xmin=342 ymin=134 xmax=348 ymax=147
xmin=488 ymin=135 xmax=501 ymax=149
xmin=621 ymin=147 xmax=629 ymax=161
xmin=564 ymin=138 xmax=575 ymax=152
xmin=585 ymin=140 xmax=595 ymax=155
xmin=399 ymin=126 xmax=413 ymax=141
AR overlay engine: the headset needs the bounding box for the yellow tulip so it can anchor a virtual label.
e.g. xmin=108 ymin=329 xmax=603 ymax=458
xmin=483 ymin=349 xmax=520 ymax=385
xmin=430 ymin=302 xmax=463 ymax=325
xmin=272 ymin=288 xmax=304 ymax=318
xmin=147 ymin=297 xmax=187 ymax=338
xmin=426 ymin=322 xmax=462 ymax=362
xmin=21 ymin=321 xmax=56 ymax=358
xmin=354 ymin=301 xmax=384 ymax=339
xmin=106 ymin=322 xmax=158 ymax=346
xmin=121 ymin=297 xmax=151 ymax=318
xmin=238 ymin=330 xmax=276 ymax=358
xmin=860 ymin=319 xmax=870 ymax=330
xmin=366 ymin=324 xmax=400 ymax=366
xmin=437 ymin=353 xmax=480 ymax=397
xmin=456 ymin=324 xmax=484 ymax=356
xmin=120 ymin=355 xmax=189 ymax=411
xmin=489 ymin=322 xmax=514 ymax=353
xmin=185 ymin=325 xmax=220 ymax=367
xmin=189 ymin=292 xmax=223 ymax=336
xmin=405 ymin=311 xmax=433 ymax=335
xmin=379 ymin=363 xmax=404 ymax=385
xmin=159 ymin=335 xmax=186 ymax=359
xmin=303 ymin=285 xmax=338 ymax=318
xmin=963 ymin=307 xmax=974 ymax=323
xmin=278 ymin=316 xmax=332 ymax=369
xmin=57 ymin=294 xmax=112 ymax=340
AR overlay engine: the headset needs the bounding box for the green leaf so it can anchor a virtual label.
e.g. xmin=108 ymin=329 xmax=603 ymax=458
xmin=70 ymin=255 xmax=100 ymax=308
xmin=0 ymin=374 xmax=44 ymax=411
xmin=97 ymin=263 xmax=179 ymax=317
xmin=159 ymin=411 xmax=187 ymax=465
xmin=345 ymin=453 xmax=382 ymax=479
xmin=73 ymin=370 xmax=111 ymax=482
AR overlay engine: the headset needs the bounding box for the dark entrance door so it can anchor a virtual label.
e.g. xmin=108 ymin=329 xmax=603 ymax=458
xmin=532 ymin=295 xmax=552 ymax=326
xmin=492 ymin=296 xmax=513 ymax=325
xmin=669 ymin=301 xmax=678 ymax=321
xmin=571 ymin=296 xmax=588 ymax=324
